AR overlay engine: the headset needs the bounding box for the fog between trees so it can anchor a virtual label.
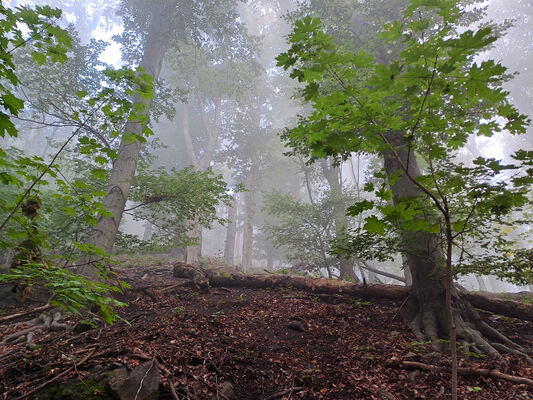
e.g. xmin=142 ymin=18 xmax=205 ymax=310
xmin=1 ymin=0 xmax=531 ymax=291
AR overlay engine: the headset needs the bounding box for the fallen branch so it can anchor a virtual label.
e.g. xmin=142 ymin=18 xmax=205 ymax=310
xmin=0 ymin=302 xmax=52 ymax=323
xmin=359 ymin=261 xmax=406 ymax=284
xmin=402 ymin=361 xmax=533 ymax=388
xmin=172 ymin=263 xmax=533 ymax=322
xmin=463 ymin=292 xmax=533 ymax=322
xmin=265 ymin=386 xmax=305 ymax=400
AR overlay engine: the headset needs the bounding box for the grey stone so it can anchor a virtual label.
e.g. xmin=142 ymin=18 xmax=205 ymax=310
xmin=286 ymin=320 xmax=306 ymax=332
xmin=219 ymin=381 xmax=235 ymax=399
xmin=107 ymin=362 xmax=160 ymax=400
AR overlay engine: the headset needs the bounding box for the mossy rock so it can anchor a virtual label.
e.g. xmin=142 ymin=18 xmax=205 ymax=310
xmin=34 ymin=378 xmax=116 ymax=400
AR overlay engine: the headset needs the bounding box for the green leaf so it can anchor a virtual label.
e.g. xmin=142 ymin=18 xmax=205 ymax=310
xmin=31 ymin=51 xmax=47 ymax=66
xmin=363 ymin=216 xmax=387 ymax=235
xmin=347 ymin=200 xmax=375 ymax=216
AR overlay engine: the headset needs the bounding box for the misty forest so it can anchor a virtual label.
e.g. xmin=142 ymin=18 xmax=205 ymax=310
xmin=0 ymin=0 xmax=532 ymax=399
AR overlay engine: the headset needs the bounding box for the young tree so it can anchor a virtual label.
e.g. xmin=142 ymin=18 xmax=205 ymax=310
xmin=277 ymin=1 xmax=532 ymax=396
xmin=264 ymin=189 xmax=357 ymax=278
xmin=0 ymin=4 xmax=141 ymax=322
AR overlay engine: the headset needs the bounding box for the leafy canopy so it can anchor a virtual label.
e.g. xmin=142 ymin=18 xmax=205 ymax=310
xmin=0 ymin=4 xmax=157 ymax=323
xmin=277 ymin=0 xmax=532 ymax=284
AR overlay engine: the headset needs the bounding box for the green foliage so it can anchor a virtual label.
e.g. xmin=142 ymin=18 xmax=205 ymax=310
xmin=121 ymin=166 xmax=232 ymax=251
xmin=172 ymin=306 xmax=185 ymax=314
xmin=277 ymin=0 xmax=532 ymax=284
xmin=0 ymin=4 xmax=156 ymax=322
xmin=264 ymin=189 xmax=357 ymax=272
xmin=0 ymin=263 xmax=128 ymax=324
xmin=274 ymin=267 xmax=290 ymax=275
xmin=0 ymin=4 xmax=71 ymax=138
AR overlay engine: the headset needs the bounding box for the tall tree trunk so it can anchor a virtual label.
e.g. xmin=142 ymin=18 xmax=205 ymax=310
xmin=321 ymin=159 xmax=358 ymax=282
xmin=266 ymin=251 xmax=274 ymax=269
xmin=383 ymin=136 xmax=520 ymax=356
xmin=181 ymin=105 xmax=203 ymax=263
xmin=383 ymin=143 xmax=450 ymax=338
xmin=185 ymin=221 xmax=202 ymax=264
xmin=224 ymin=198 xmax=238 ymax=265
xmin=181 ymin=98 xmax=222 ymax=262
xmin=242 ymin=170 xmax=257 ymax=272
xmin=79 ymin=2 xmax=172 ymax=278
xmin=142 ymin=221 xmax=153 ymax=242
xmin=476 ymin=275 xmax=488 ymax=291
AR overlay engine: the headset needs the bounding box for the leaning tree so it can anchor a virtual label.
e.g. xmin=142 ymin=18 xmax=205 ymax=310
xmin=80 ymin=0 xmax=255 ymax=277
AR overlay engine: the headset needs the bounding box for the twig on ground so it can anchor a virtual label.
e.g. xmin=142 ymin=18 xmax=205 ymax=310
xmin=402 ymin=361 xmax=533 ymax=388
xmin=265 ymin=387 xmax=305 ymax=400
xmin=378 ymin=388 xmax=398 ymax=400
xmin=13 ymin=347 xmax=97 ymax=400
xmin=134 ymin=357 xmax=155 ymax=400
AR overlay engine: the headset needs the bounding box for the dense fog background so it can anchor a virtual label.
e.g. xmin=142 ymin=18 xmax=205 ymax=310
xmin=2 ymin=0 xmax=531 ymax=292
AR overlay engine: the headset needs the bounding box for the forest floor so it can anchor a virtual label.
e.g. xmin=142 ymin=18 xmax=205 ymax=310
xmin=0 ymin=260 xmax=532 ymax=399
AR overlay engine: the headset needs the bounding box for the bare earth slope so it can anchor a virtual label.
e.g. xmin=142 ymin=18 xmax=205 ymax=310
xmin=0 ymin=263 xmax=532 ymax=399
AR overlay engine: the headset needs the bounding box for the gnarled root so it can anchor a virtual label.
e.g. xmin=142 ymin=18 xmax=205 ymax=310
xmin=1 ymin=309 xmax=70 ymax=349
xmin=405 ymin=292 xmax=532 ymax=363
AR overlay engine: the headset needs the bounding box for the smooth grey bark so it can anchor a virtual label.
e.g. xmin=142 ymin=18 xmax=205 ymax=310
xmin=241 ymin=168 xmax=258 ymax=272
xmin=301 ymin=160 xmax=333 ymax=278
xmin=320 ymin=159 xmax=359 ymax=282
xmin=382 ymin=136 xmax=522 ymax=357
xmin=181 ymin=98 xmax=222 ymax=262
xmin=79 ymin=2 xmax=173 ymax=278
xmin=185 ymin=221 xmax=202 ymax=264
xmin=476 ymin=275 xmax=488 ymax=291
xmin=142 ymin=221 xmax=153 ymax=241
xmin=383 ymin=142 xmax=450 ymax=324
xmin=224 ymin=198 xmax=238 ymax=265
xmin=266 ymin=251 xmax=274 ymax=269
xmin=181 ymin=106 xmax=202 ymax=264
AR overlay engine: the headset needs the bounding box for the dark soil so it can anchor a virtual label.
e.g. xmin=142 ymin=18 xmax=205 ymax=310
xmin=0 ymin=264 xmax=532 ymax=399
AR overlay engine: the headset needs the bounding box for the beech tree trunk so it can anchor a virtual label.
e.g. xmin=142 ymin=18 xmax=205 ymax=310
xmin=383 ymin=142 xmax=451 ymax=336
xmin=476 ymin=275 xmax=488 ymax=291
xmin=181 ymin=98 xmax=222 ymax=262
xmin=142 ymin=221 xmax=153 ymax=242
xmin=79 ymin=2 xmax=173 ymax=279
xmin=242 ymin=169 xmax=257 ymax=272
xmin=224 ymin=198 xmax=238 ymax=265
xmin=382 ymin=136 xmax=524 ymax=357
xmin=321 ymin=159 xmax=358 ymax=282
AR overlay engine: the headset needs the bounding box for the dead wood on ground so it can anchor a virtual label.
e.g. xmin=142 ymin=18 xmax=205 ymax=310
xmin=172 ymin=262 xmax=533 ymax=322
xmin=402 ymin=360 xmax=533 ymax=388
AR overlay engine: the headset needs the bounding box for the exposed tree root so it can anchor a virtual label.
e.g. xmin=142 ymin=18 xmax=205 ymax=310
xmin=405 ymin=292 xmax=533 ymax=363
xmin=1 ymin=309 xmax=70 ymax=349
xmin=402 ymin=361 xmax=533 ymax=388
xmin=0 ymin=302 xmax=52 ymax=322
